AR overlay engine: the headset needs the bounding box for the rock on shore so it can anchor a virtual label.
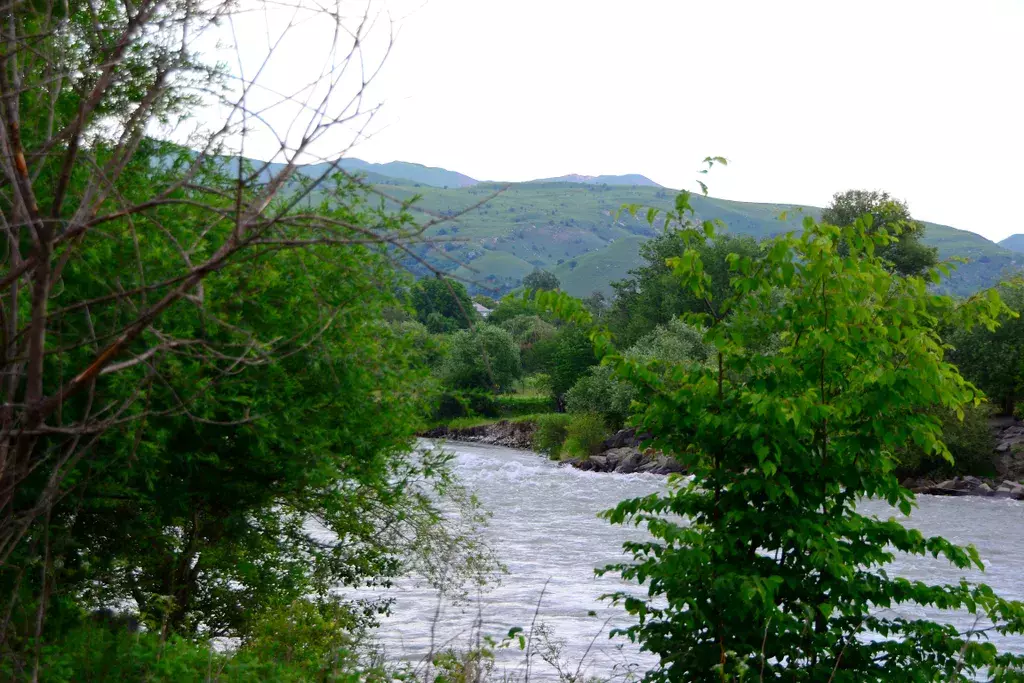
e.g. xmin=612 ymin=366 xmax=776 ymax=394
xmin=421 ymin=420 xmax=536 ymax=449
xmin=572 ymin=429 xmax=685 ymax=475
xmin=905 ymin=417 xmax=1024 ymax=500
xmin=905 ymin=475 xmax=1024 ymax=500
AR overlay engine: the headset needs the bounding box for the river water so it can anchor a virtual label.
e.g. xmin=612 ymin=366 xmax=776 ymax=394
xmin=368 ymin=441 xmax=1024 ymax=681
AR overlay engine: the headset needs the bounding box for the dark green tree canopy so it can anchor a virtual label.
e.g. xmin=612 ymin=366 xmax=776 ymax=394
xmin=441 ymin=325 xmax=522 ymax=392
xmin=822 ymin=189 xmax=938 ymax=276
xmin=523 ymin=269 xmax=561 ymax=292
xmin=945 ymin=282 xmax=1024 ymax=414
xmin=608 ymin=232 xmax=761 ymax=347
xmin=411 ymin=277 xmax=478 ymax=331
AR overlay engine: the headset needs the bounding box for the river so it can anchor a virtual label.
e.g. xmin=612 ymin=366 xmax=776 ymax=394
xmin=367 ymin=440 xmax=1024 ymax=681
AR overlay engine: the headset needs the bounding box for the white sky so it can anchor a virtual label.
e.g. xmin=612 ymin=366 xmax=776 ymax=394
xmin=218 ymin=0 xmax=1024 ymax=241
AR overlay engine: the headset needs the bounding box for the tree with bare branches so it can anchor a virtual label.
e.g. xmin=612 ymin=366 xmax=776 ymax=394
xmin=0 ymin=0 xmax=495 ymax=674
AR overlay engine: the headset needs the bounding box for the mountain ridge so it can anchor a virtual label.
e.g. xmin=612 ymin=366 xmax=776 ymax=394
xmin=295 ymin=157 xmax=1019 ymax=298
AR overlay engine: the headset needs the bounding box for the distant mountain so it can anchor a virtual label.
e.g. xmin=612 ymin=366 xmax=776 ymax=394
xmin=268 ymin=156 xmax=1018 ymax=298
xmin=336 ymin=159 xmax=478 ymax=188
xmin=531 ymin=173 xmax=661 ymax=187
xmin=999 ymin=234 xmax=1024 ymax=254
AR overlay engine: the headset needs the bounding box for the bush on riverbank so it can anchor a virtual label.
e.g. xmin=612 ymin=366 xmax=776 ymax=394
xmin=532 ymin=414 xmax=572 ymax=457
xmin=562 ymin=413 xmax=610 ymax=459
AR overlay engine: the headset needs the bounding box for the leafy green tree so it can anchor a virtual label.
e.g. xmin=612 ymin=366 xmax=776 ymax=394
xmin=411 ymin=277 xmax=478 ymax=330
xmin=822 ymin=189 xmax=938 ymax=277
xmin=624 ymin=318 xmax=714 ymax=366
xmin=485 ymin=295 xmax=544 ymax=326
xmin=582 ymin=290 xmax=610 ymax=319
xmin=550 ymin=325 xmax=598 ymax=407
xmin=945 ymin=282 xmax=1024 ymax=414
xmin=523 ymin=269 xmax=561 ymax=291
xmin=0 ymin=0 xmax=495 ymax=668
xmin=441 ymin=325 xmax=522 ymax=392
xmin=608 ymin=232 xmax=761 ymax=347
xmin=499 ymin=315 xmax=558 ymax=375
xmin=601 ymin=215 xmax=1024 ymax=681
xmin=564 ymin=365 xmax=636 ymax=429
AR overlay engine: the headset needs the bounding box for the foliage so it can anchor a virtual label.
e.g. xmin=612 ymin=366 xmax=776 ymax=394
xmin=523 ymin=269 xmax=561 ymax=291
xmin=562 ymin=413 xmax=609 ymax=460
xmin=550 ymin=326 xmax=599 ymax=405
xmin=822 ymin=189 xmax=938 ymax=277
xmin=946 ymin=282 xmax=1024 ymax=414
xmin=412 ymin=278 xmax=478 ymax=331
xmin=433 ymin=390 xmax=500 ymax=421
xmin=24 ymin=611 xmax=383 ymax=683
xmin=624 ymin=318 xmax=714 ymax=366
xmin=500 ymin=315 xmax=559 ymax=374
xmin=608 ymin=232 xmax=761 ymax=347
xmin=486 ymin=295 xmax=546 ymax=326
xmin=532 ymin=414 xmax=573 ymax=458
xmin=441 ymin=325 xmax=522 ymax=392
xmin=897 ymin=404 xmax=997 ymax=478
xmin=494 ymin=394 xmax=555 ymax=417
xmin=0 ymin=0 xmax=497 ymax=667
xmin=601 ymin=211 xmax=1024 ymax=681
xmin=564 ymin=365 xmax=636 ymax=430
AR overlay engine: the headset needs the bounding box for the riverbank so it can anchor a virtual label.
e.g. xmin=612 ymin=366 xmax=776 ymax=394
xmin=422 ymin=420 xmax=685 ymax=475
xmin=425 ymin=416 xmax=1024 ymax=495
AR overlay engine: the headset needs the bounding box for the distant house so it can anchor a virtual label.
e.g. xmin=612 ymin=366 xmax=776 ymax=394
xmin=473 ymin=302 xmax=491 ymax=319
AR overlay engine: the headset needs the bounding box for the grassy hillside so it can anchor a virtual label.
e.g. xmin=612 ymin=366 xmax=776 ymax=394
xmin=370 ymin=181 xmax=1020 ymax=298
xmin=288 ymin=158 xmax=1018 ymax=298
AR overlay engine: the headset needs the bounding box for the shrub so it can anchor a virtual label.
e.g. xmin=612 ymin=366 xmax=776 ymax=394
xmin=564 ymin=365 xmax=636 ymax=429
xmin=433 ymin=391 xmax=499 ymax=421
xmin=532 ymin=414 xmax=572 ymax=457
xmin=441 ymin=325 xmax=522 ymax=391
xmin=562 ymin=413 xmax=609 ymax=460
xmin=624 ymin=317 xmax=713 ymax=366
xmin=494 ymin=394 xmax=555 ymax=417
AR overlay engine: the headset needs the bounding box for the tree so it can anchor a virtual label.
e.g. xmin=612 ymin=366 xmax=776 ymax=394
xmin=608 ymin=232 xmax=761 ymax=347
xmin=564 ymin=365 xmax=636 ymax=429
xmin=601 ymin=215 xmax=1024 ymax=681
xmin=945 ymin=282 xmax=1024 ymax=414
xmin=411 ymin=278 xmax=478 ymax=330
xmin=0 ymin=0 xmax=493 ymax=670
xmin=550 ymin=325 xmax=598 ymax=407
xmin=523 ymin=269 xmax=561 ymax=292
xmin=822 ymin=189 xmax=938 ymax=277
xmin=499 ymin=315 xmax=558 ymax=375
xmin=441 ymin=325 xmax=522 ymax=392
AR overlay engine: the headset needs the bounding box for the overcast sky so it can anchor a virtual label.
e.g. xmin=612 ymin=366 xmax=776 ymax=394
xmin=222 ymin=0 xmax=1024 ymax=241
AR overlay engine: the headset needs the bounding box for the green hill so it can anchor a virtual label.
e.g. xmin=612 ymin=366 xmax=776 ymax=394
xmin=289 ymin=159 xmax=1020 ymax=298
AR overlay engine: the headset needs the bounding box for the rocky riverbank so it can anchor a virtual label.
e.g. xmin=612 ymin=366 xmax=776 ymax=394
xmin=424 ymin=417 xmax=1024 ymax=490
xmin=423 ymin=421 xmax=685 ymax=475
xmin=905 ymin=476 xmax=1024 ymax=500
xmin=421 ymin=420 xmax=536 ymax=449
